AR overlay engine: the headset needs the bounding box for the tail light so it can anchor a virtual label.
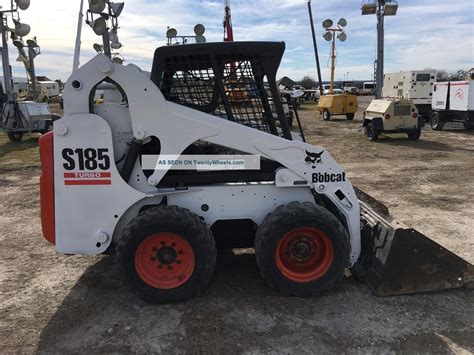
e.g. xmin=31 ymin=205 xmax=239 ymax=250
xmin=385 ymin=114 xmax=391 ymax=120
xmin=39 ymin=132 xmax=55 ymax=245
xmin=412 ymin=112 xmax=418 ymax=118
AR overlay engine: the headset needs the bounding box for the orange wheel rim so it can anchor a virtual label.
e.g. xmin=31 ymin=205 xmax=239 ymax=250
xmin=275 ymin=227 xmax=334 ymax=283
xmin=134 ymin=233 xmax=195 ymax=289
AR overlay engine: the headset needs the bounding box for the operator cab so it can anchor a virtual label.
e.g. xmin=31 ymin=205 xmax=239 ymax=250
xmin=150 ymin=41 xmax=293 ymax=140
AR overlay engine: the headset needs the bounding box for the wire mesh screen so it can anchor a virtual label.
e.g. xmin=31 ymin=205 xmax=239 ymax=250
xmin=158 ymin=53 xmax=278 ymax=135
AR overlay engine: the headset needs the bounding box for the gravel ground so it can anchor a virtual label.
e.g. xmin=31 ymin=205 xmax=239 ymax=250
xmin=0 ymin=99 xmax=473 ymax=354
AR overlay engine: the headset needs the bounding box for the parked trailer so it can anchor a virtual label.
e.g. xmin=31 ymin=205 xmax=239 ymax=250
xmin=363 ymin=98 xmax=423 ymax=141
xmin=361 ymin=82 xmax=376 ymax=95
xmin=36 ymin=81 xmax=60 ymax=103
xmin=430 ymin=81 xmax=474 ymax=131
xmin=1 ymin=98 xmax=57 ymax=142
xmin=382 ymin=70 xmax=437 ymax=120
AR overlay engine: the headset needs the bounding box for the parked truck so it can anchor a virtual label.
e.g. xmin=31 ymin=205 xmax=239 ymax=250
xmin=430 ymin=80 xmax=474 ymax=130
xmin=382 ymin=70 xmax=436 ymax=120
xmin=361 ymin=82 xmax=376 ymax=95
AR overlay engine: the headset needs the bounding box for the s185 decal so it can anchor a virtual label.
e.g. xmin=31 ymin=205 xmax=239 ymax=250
xmin=62 ymin=148 xmax=111 ymax=171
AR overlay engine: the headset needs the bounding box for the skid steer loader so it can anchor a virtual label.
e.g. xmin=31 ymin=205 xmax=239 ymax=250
xmin=39 ymin=42 xmax=473 ymax=302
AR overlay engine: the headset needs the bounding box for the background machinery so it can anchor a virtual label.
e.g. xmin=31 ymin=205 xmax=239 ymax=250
xmin=39 ymin=38 xmax=472 ymax=303
xmin=430 ymin=78 xmax=474 ymax=131
xmin=317 ymin=18 xmax=358 ymax=120
xmin=382 ymin=70 xmax=437 ymax=120
xmin=363 ymin=98 xmax=423 ymax=141
xmin=0 ymin=0 xmax=57 ymax=142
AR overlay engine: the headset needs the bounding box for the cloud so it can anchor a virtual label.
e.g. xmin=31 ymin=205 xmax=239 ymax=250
xmin=0 ymin=0 xmax=472 ymax=82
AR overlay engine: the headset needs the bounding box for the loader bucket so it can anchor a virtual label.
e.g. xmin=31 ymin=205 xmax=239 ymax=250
xmin=352 ymin=188 xmax=474 ymax=296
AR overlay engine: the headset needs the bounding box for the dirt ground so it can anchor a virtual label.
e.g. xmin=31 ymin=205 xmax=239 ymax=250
xmin=0 ymin=99 xmax=473 ymax=354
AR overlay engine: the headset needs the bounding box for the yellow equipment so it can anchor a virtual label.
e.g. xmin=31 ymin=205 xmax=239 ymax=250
xmin=318 ymin=93 xmax=358 ymax=120
xmin=317 ymin=18 xmax=358 ymax=121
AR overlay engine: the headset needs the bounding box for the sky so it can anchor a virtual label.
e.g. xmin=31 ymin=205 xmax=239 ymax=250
xmin=2 ymin=0 xmax=473 ymax=82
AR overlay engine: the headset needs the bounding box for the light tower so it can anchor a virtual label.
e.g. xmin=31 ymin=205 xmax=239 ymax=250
xmin=1 ymin=0 xmax=32 ymax=103
xmin=85 ymin=0 xmax=125 ymax=59
xmin=361 ymin=0 xmax=399 ymax=98
xmin=322 ymin=18 xmax=348 ymax=94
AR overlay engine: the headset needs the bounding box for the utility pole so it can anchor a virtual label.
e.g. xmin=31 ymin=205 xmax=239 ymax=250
xmin=307 ymin=0 xmax=324 ymax=96
xmin=375 ymin=1 xmax=384 ymax=98
xmin=73 ymin=0 xmax=85 ymax=72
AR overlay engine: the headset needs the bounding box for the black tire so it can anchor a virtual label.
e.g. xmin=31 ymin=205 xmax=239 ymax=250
xmin=7 ymin=131 xmax=23 ymax=142
xmin=430 ymin=111 xmax=444 ymax=131
xmin=322 ymin=109 xmax=331 ymax=121
xmin=116 ymin=205 xmax=216 ymax=303
xmin=346 ymin=113 xmax=355 ymax=120
xmin=464 ymin=122 xmax=474 ymax=131
xmin=366 ymin=123 xmax=379 ymax=142
xmin=41 ymin=122 xmax=54 ymax=135
xmin=407 ymin=128 xmax=421 ymax=140
xmin=255 ymin=202 xmax=350 ymax=297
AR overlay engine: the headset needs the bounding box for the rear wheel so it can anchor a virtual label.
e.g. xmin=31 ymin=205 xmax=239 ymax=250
xmin=464 ymin=122 xmax=474 ymax=131
xmin=366 ymin=123 xmax=380 ymax=142
xmin=116 ymin=205 xmax=216 ymax=303
xmin=255 ymin=202 xmax=350 ymax=297
xmin=346 ymin=113 xmax=355 ymax=120
xmin=41 ymin=122 xmax=54 ymax=135
xmin=7 ymin=131 xmax=23 ymax=142
xmin=407 ymin=128 xmax=421 ymax=140
xmin=322 ymin=109 xmax=331 ymax=121
xmin=430 ymin=111 xmax=444 ymax=131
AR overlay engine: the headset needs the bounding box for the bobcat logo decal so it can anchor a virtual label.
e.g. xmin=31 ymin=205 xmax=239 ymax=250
xmin=305 ymin=150 xmax=324 ymax=168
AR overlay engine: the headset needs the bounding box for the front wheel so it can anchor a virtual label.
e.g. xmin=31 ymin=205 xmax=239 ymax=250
xmin=7 ymin=131 xmax=23 ymax=142
xmin=430 ymin=111 xmax=444 ymax=131
xmin=407 ymin=128 xmax=421 ymax=140
xmin=255 ymin=202 xmax=350 ymax=297
xmin=322 ymin=109 xmax=331 ymax=121
xmin=366 ymin=123 xmax=380 ymax=142
xmin=346 ymin=113 xmax=355 ymax=120
xmin=116 ymin=205 xmax=216 ymax=303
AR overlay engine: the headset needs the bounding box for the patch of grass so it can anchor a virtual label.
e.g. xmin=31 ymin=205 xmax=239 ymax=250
xmin=0 ymin=133 xmax=40 ymax=167
xmin=298 ymin=102 xmax=319 ymax=111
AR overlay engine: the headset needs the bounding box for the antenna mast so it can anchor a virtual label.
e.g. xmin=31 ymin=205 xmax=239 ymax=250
xmin=223 ymin=0 xmax=234 ymax=42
